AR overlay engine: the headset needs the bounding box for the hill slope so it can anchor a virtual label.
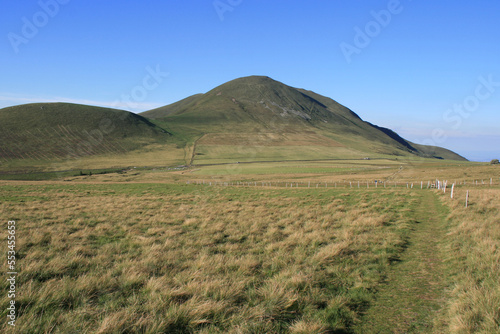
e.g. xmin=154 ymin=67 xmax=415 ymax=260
xmin=0 ymin=103 xmax=170 ymax=162
xmin=142 ymin=76 xmax=466 ymax=163
xmin=0 ymin=77 xmax=466 ymax=170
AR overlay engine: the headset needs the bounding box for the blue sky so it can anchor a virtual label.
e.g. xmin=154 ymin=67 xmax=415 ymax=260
xmin=1 ymin=0 xmax=499 ymax=161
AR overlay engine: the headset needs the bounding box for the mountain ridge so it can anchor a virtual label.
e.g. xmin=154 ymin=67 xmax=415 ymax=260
xmin=0 ymin=76 xmax=467 ymax=170
xmin=141 ymin=75 xmax=466 ymax=162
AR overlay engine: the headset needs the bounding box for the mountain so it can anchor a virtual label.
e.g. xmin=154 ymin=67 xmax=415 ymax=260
xmin=0 ymin=103 xmax=170 ymax=162
xmin=0 ymin=77 xmax=466 ymax=170
xmin=141 ymin=76 xmax=466 ymax=163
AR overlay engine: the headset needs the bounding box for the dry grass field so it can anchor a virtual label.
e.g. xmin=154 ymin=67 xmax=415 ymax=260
xmin=437 ymin=188 xmax=500 ymax=333
xmin=1 ymin=183 xmax=418 ymax=333
xmin=0 ymin=162 xmax=498 ymax=333
xmin=0 ymin=143 xmax=188 ymax=174
xmin=65 ymin=159 xmax=495 ymax=188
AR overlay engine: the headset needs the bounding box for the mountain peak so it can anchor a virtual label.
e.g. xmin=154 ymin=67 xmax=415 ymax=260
xmin=225 ymin=75 xmax=275 ymax=83
xmin=140 ymin=76 xmax=467 ymax=161
xmin=208 ymin=75 xmax=293 ymax=96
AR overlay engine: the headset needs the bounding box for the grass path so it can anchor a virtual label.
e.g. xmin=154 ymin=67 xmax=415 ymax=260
xmin=355 ymin=191 xmax=450 ymax=333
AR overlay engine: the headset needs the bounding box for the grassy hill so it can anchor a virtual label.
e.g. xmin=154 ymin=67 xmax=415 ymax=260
xmin=0 ymin=103 xmax=171 ymax=163
xmin=144 ymin=94 xmax=203 ymax=119
xmin=0 ymin=76 xmax=466 ymax=173
xmin=141 ymin=76 xmax=467 ymax=164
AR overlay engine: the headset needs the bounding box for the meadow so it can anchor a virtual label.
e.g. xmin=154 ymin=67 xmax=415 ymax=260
xmin=438 ymin=187 xmax=500 ymax=333
xmin=0 ymin=161 xmax=498 ymax=333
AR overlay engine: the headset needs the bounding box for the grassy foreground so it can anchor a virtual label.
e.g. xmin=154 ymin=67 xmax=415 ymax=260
xmin=1 ymin=183 xmax=416 ymax=333
xmin=438 ymin=188 xmax=500 ymax=333
xmin=355 ymin=190 xmax=450 ymax=333
xmin=1 ymin=174 xmax=498 ymax=333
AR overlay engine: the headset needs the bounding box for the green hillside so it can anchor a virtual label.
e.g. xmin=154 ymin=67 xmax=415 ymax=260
xmin=144 ymin=94 xmax=203 ymax=119
xmin=0 ymin=103 xmax=170 ymax=162
xmin=141 ymin=76 xmax=466 ymax=163
xmin=0 ymin=76 xmax=466 ymax=172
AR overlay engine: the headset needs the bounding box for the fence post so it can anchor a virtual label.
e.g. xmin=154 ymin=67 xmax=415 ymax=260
xmin=465 ymin=190 xmax=469 ymax=208
xmin=451 ymin=183 xmax=455 ymax=199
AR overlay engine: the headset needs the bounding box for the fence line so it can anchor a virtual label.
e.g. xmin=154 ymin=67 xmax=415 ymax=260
xmin=185 ymin=179 xmax=497 ymax=189
xmin=185 ymin=178 xmax=493 ymax=209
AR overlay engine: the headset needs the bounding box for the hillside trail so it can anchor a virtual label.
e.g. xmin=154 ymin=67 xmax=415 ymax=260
xmin=354 ymin=191 xmax=450 ymax=333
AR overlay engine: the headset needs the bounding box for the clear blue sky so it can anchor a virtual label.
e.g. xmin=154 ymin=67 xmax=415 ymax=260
xmin=1 ymin=0 xmax=499 ymax=161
